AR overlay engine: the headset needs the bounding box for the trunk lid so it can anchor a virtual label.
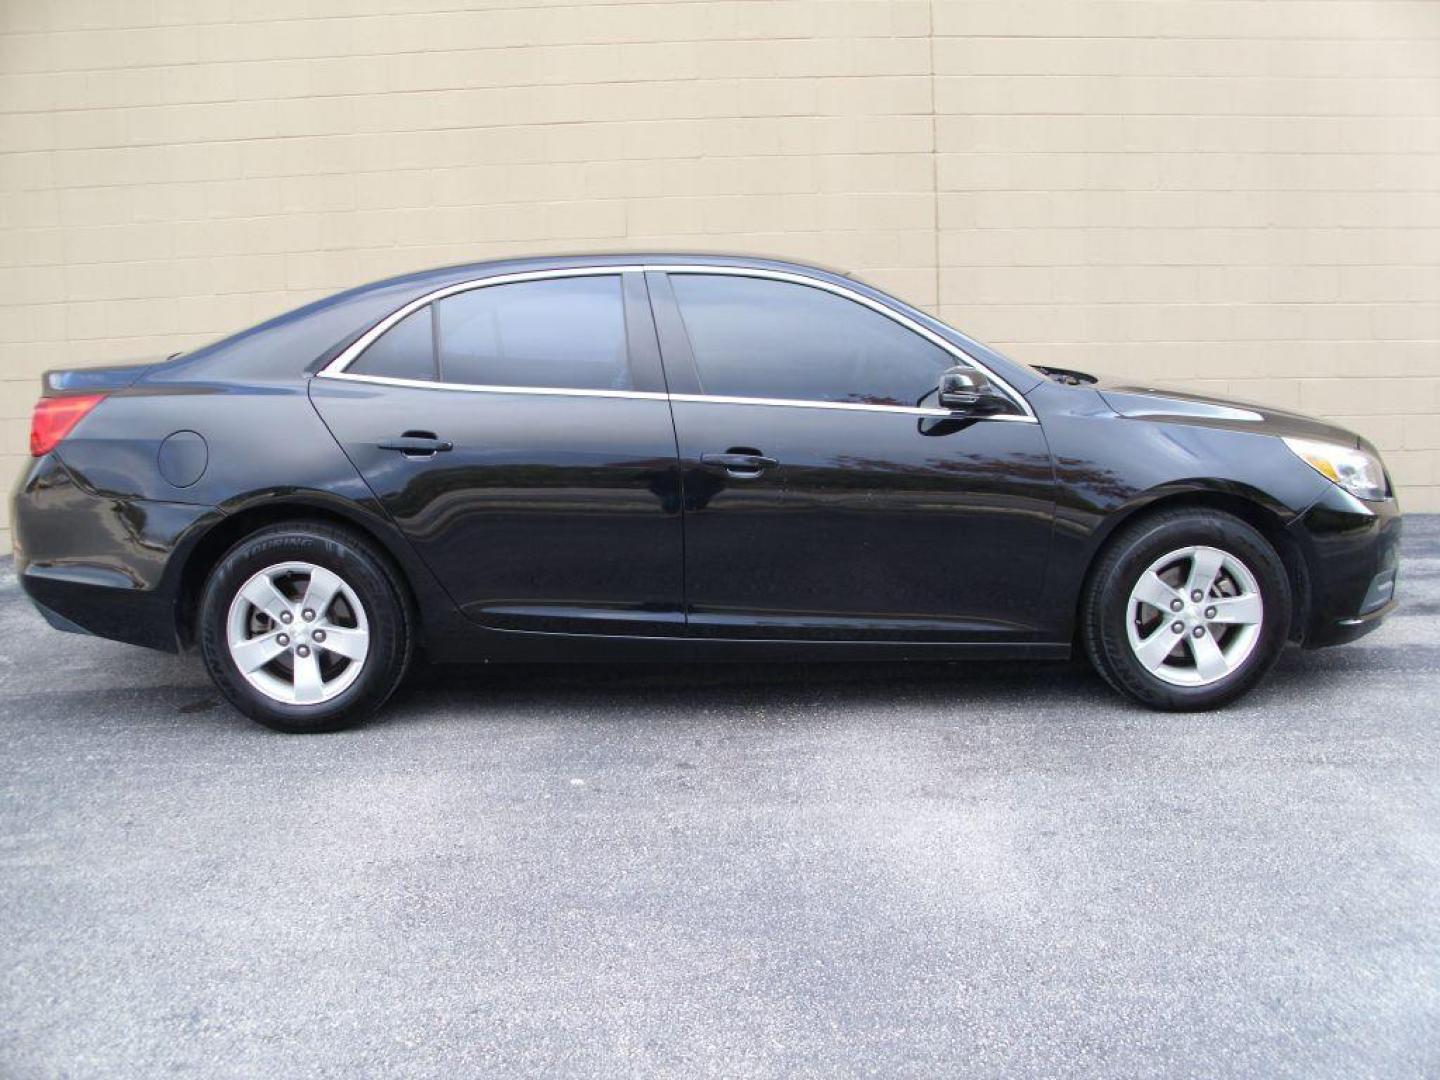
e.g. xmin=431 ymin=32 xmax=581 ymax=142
xmin=42 ymin=358 xmax=167 ymax=397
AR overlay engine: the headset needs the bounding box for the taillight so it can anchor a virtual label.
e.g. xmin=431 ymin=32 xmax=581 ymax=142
xmin=29 ymin=394 xmax=106 ymax=456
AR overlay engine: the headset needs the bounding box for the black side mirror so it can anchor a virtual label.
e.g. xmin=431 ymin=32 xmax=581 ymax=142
xmin=937 ymin=366 xmax=1009 ymax=414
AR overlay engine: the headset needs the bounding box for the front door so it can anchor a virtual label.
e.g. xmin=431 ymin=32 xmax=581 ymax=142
xmin=310 ymin=270 xmax=685 ymax=637
xmin=647 ymin=270 xmax=1056 ymax=642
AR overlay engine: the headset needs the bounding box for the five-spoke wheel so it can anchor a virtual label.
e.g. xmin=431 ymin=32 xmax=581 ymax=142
xmin=1083 ymin=510 xmax=1291 ymax=711
xmin=199 ymin=523 xmax=412 ymax=733
xmin=226 ymin=561 xmax=371 ymax=705
xmin=1124 ymin=545 xmax=1264 ymax=687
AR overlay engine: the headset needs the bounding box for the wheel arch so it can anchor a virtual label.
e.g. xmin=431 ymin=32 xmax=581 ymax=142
xmin=1073 ymin=485 xmax=1312 ymax=647
xmin=171 ymin=493 xmax=428 ymax=651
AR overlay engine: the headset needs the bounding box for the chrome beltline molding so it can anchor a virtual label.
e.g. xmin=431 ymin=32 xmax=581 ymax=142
xmin=319 ymin=370 xmax=670 ymax=402
xmin=668 ymin=392 xmax=1023 ymax=420
xmin=315 ymin=263 xmax=1038 ymax=424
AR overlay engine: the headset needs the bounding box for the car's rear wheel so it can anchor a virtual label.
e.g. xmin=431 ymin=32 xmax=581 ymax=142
xmin=198 ymin=523 xmax=412 ymax=733
xmin=1082 ymin=509 xmax=1292 ymax=711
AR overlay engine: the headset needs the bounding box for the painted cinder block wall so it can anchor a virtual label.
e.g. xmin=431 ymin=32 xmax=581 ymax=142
xmin=2 ymin=0 xmax=1438 ymax=546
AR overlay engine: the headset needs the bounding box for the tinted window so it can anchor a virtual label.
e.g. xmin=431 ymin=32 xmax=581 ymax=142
xmin=348 ymin=306 xmax=436 ymax=380
xmin=671 ymin=274 xmax=956 ymax=407
xmin=436 ymin=276 xmax=630 ymax=390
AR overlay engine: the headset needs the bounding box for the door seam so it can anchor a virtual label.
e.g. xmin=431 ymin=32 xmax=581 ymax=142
xmin=638 ymin=271 xmax=691 ymax=632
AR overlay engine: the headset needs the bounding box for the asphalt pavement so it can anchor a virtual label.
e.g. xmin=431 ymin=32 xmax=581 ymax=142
xmin=2 ymin=519 xmax=1438 ymax=1078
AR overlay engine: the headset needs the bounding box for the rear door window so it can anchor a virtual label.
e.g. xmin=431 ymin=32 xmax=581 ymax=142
xmin=434 ymin=275 xmax=630 ymax=391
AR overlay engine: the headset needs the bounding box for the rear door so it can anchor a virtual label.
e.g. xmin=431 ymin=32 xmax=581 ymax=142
xmin=648 ymin=269 xmax=1056 ymax=642
xmin=310 ymin=269 xmax=686 ymax=637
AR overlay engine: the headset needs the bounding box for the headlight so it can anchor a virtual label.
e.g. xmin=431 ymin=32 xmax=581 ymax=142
xmin=1283 ymin=436 xmax=1389 ymax=501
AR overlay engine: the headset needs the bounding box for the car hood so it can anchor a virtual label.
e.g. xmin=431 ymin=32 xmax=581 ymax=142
xmin=1089 ymin=378 xmax=1361 ymax=447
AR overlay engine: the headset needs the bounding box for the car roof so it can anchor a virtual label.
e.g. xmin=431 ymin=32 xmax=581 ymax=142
xmin=155 ymin=251 xmax=1041 ymax=398
xmin=351 ymin=251 xmax=859 ymax=295
xmin=155 ymin=254 xmax=861 ymax=383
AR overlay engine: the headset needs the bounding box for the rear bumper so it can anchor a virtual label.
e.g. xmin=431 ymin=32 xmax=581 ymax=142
xmin=19 ymin=566 xmax=183 ymax=651
xmin=11 ymin=453 xmax=218 ymax=653
xmin=1288 ymin=484 xmax=1403 ymax=648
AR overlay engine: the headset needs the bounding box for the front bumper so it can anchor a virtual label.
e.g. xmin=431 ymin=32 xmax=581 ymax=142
xmin=1288 ymin=483 xmax=1403 ymax=648
xmin=11 ymin=454 xmax=218 ymax=653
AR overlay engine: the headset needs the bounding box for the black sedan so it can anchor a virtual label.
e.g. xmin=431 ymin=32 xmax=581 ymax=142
xmin=11 ymin=255 xmax=1402 ymax=732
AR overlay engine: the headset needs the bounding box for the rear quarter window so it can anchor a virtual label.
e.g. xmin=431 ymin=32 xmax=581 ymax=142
xmin=347 ymin=306 xmax=436 ymax=381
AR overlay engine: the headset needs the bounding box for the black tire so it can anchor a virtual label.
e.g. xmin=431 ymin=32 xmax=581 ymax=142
xmin=198 ymin=522 xmax=413 ymax=733
xmin=1082 ymin=509 xmax=1292 ymax=711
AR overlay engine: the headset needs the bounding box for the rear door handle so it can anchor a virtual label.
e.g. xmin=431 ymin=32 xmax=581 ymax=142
xmin=700 ymin=451 xmax=778 ymax=475
xmin=378 ymin=432 xmax=453 ymax=456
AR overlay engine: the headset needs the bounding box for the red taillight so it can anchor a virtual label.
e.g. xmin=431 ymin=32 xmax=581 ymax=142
xmin=29 ymin=394 xmax=106 ymax=456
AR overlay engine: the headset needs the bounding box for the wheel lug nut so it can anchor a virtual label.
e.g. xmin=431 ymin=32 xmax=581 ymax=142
xmin=1170 ymin=599 xmax=1183 ymax=612
xmin=1205 ymin=607 xmax=1217 ymax=619
xmin=1192 ymin=626 xmax=1206 ymax=638
xmin=1191 ymin=590 xmax=1204 ymax=602
xmin=1172 ymin=621 xmax=1185 ymax=634
xmin=302 ymin=609 xmax=315 ymax=621
xmin=280 ymin=611 xmax=293 ymax=624
xmin=296 ymin=645 xmax=310 ymax=658
xmin=312 ymin=630 xmax=326 ymax=643
xmin=277 ymin=633 xmax=289 ymax=647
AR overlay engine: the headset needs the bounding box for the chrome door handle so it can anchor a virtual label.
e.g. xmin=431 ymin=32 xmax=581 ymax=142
xmin=378 ymin=433 xmax=453 ymax=456
xmin=700 ymin=451 xmax=778 ymax=475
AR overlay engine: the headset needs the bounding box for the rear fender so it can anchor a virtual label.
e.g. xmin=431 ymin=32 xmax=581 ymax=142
xmin=165 ymin=487 xmax=467 ymax=652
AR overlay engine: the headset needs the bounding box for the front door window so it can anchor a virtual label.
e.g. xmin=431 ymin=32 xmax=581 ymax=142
xmin=669 ymin=273 xmax=959 ymax=408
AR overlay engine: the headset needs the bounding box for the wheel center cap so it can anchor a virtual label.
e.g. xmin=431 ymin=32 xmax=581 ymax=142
xmin=1184 ymin=601 xmax=1215 ymax=634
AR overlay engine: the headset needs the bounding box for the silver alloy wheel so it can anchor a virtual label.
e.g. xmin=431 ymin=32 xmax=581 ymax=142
xmin=1124 ymin=545 xmax=1264 ymax=688
xmin=225 ymin=561 xmax=370 ymax=706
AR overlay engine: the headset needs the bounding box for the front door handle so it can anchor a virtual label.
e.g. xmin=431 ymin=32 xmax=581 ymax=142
xmin=378 ymin=432 xmax=453 ymax=457
xmin=700 ymin=450 xmax=778 ymax=476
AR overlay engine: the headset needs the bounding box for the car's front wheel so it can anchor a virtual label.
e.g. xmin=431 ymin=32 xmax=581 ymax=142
xmin=1082 ymin=509 xmax=1292 ymax=711
xmin=198 ymin=523 xmax=413 ymax=733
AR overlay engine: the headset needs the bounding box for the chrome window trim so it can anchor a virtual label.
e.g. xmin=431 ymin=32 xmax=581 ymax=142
xmin=668 ymin=392 xmax=1035 ymax=421
xmin=320 ymin=266 xmax=643 ymax=384
xmin=316 ymin=262 xmax=1037 ymax=423
xmin=318 ymin=370 xmax=670 ymax=402
xmin=314 ymin=372 xmax=1036 ymax=420
xmin=647 ymin=265 xmax=1035 ymax=421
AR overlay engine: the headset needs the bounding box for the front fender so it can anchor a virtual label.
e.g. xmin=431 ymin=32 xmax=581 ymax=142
xmin=1027 ymin=381 xmax=1333 ymax=640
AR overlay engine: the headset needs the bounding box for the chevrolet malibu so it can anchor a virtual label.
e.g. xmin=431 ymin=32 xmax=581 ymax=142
xmin=11 ymin=255 xmax=1402 ymax=732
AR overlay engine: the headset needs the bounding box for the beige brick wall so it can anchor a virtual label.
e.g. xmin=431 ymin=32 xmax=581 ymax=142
xmin=1 ymin=0 xmax=1437 ymax=546
xmin=932 ymin=0 xmax=1440 ymax=511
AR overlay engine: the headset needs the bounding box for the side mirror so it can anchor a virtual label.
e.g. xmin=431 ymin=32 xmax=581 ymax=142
xmin=937 ymin=366 xmax=1009 ymax=414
